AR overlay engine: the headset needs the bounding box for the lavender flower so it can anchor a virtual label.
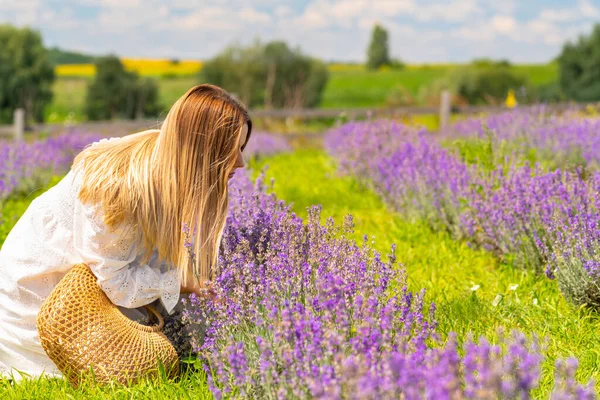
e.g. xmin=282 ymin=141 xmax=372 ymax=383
xmin=242 ymin=132 xmax=291 ymax=159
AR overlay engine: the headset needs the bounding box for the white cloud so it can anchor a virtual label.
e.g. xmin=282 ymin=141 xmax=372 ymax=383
xmin=239 ymin=7 xmax=271 ymax=23
xmin=274 ymin=5 xmax=292 ymax=17
xmin=98 ymin=0 xmax=143 ymax=8
xmin=0 ymin=0 xmax=597 ymax=63
xmin=490 ymin=15 xmax=517 ymax=34
xmin=538 ymin=0 xmax=600 ymax=22
xmin=0 ymin=0 xmax=41 ymax=10
xmin=413 ymin=0 xmax=482 ymax=23
xmin=483 ymin=0 xmax=516 ymax=15
xmin=173 ymin=7 xmax=237 ymax=31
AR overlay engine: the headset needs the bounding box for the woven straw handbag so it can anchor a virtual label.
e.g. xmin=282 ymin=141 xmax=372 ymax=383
xmin=36 ymin=263 xmax=180 ymax=386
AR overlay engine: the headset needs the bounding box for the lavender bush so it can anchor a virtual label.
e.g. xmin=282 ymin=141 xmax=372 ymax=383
xmin=449 ymin=109 xmax=600 ymax=170
xmin=178 ymin=172 xmax=595 ymax=399
xmin=0 ymin=130 xmax=286 ymax=203
xmin=326 ymin=120 xmax=473 ymax=237
xmin=324 ymin=120 xmax=422 ymax=180
xmin=242 ymin=132 xmax=291 ymax=160
xmin=462 ymin=166 xmax=594 ymax=271
xmin=0 ymin=131 xmax=104 ymax=201
xmin=326 ymin=118 xmax=600 ymax=311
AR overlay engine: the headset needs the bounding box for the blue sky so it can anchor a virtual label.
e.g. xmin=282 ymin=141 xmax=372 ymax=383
xmin=1 ymin=0 xmax=598 ymax=63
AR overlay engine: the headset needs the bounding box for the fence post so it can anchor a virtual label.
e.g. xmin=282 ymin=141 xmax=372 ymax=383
xmin=439 ymin=90 xmax=451 ymax=131
xmin=14 ymin=108 xmax=24 ymax=142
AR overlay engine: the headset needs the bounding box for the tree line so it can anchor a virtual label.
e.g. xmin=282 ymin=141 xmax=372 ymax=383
xmin=0 ymin=24 xmax=331 ymax=124
xmin=1 ymin=22 xmax=600 ymax=124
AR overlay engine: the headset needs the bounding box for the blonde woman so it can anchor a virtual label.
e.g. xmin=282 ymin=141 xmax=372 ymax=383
xmin=0 ymin=84 xmax=252 ymax=380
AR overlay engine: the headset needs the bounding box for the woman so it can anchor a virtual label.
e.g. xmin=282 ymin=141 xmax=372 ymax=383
xmin=0 ymin=84 xmax=252 ymax=379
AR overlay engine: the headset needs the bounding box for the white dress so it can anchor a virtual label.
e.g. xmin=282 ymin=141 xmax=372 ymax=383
xmin=0 ymin=138 xmax=181 ymax=380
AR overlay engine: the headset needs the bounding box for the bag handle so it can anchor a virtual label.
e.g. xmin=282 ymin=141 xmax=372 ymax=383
xmin=143 ymin=305 xmax=165 ymax=332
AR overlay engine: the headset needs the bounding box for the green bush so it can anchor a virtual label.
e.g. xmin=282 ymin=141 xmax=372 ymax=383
xmin=85 ymin=55 xmax=162 ymax=120
xmin=534 ymin=81 xmax=566 ymax=103
xmin=558 ymin=23 xmax=600 ymax=102
xmin=451 ymin=63 xmax=530 ymax=105
xmin=201 ymin=40 xmax=329 ymax=109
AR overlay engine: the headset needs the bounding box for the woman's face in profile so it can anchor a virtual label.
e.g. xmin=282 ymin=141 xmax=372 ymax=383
xmin=228 ymin=123 xmax=248 ymax=181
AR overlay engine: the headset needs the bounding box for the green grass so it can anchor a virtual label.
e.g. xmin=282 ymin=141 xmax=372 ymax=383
xmin=46 ymin=78 xmax=90 ymax=122
xmin=513 ymin=63 xmax=559 ymax=86
xmin=321 ymin=64 xmax=558 ymax=108
xmin=46 ymin=63 xmax=559 ymax=123
xmin=0 ymin=369 xmax=212 ymax=399
xmin=321 ymin=66 xmax=451 ymax=108
xmin=250 ymin=149 xmax=600 ymax=397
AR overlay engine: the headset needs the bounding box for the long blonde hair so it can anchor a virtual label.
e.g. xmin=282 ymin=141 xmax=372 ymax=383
xmin=73 ymin=84 xmax=252 ymax=286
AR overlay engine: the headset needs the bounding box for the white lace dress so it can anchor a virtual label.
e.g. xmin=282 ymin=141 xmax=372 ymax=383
xmin=0 ymin=139 xmax=181 ymax=380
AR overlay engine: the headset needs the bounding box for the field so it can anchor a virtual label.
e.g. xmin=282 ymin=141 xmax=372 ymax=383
xmin=44 ymin=62 xmax=559 ymax=122
xmin=2 ymin=107 xmax=600 ymax=398
xmin=47 ymin=76 xmax=198 ymax=123
xmin=55 ymin=59 xmax=204 ymax=78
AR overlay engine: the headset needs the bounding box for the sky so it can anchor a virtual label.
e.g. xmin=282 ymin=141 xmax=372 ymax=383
xmin=0 ymin=0 xmax=598 ymax=63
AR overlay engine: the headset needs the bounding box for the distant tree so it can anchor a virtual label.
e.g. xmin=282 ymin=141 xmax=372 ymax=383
xmin=201 ymin=40 xmax=329 ymax=109
xmin=85 ymin=55 xmax=161 ymax=120
xmin=558 ymin=24 xmax=600 ymax=101
xmin=0 ymin=24 xmax=55 ymax=124
xmin=366 ymin=24 xmax=391 ymax=70
xmin=126 ymin=77 xmax=162 ymax=120
xmin=202 ymin=41 xmax=266 ymax=107
xmin=472 ymin=58 xmax=512 ymax=68
xmin=263 ymin=41 xmax=329 ymax=109
xmin=47 ymin=47 xmax=96 ymax=65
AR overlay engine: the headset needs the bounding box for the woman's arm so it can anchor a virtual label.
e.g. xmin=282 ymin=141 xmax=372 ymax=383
xmin=72 ymin=192 xmax=181 ymax=314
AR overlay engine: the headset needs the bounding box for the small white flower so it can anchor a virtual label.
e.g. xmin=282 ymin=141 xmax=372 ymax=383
xmin=492 ymin=294 xmax=503 ymax=307
xmin=509 ymin=284 xmax=519 ymax=291
xmin=470 ymin=284 xmax=480 ymax=291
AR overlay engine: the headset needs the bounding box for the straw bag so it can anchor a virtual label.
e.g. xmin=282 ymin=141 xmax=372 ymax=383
xmin=36 ymin=263 xmax=179 ymax=386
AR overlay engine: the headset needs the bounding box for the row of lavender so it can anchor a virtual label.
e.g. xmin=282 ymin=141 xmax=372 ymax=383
xmin=177 ymin=171 xmax=594 ymax=398
xmin=449 ymin=107 xmax=600 ymax=170
xmin=0 ymin=132 xmax=105 ymax=201
xmin=0 ymin=131 xmax=290 ymax=203
xmin=325 ymin=112 xmax=600 ymax=311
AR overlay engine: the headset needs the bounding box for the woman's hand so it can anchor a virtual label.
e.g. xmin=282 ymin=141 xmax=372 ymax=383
xmin=180 ymin=276 xmax=220 ymax=303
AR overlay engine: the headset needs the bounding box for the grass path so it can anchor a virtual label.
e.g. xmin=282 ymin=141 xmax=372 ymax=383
xmin=251 ymin=149 xmax=600 ymax=396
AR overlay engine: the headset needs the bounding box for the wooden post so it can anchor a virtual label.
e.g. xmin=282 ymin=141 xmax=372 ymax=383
xmin=14 ymin=108 xmax=24 ymax=142
xmin=439 ymin=90 xmax=451 ymax=131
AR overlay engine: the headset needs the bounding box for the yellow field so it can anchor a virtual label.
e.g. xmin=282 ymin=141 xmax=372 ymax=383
xmin=55 ymin=64 xmax=96 ymax=77
xmin=56 ymin=60 xmax=459 ymax=77
xmin=327 ymin=63 xmax=365 ymax=72
xmin=55 ymin=58 xmax=203 ymax=77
